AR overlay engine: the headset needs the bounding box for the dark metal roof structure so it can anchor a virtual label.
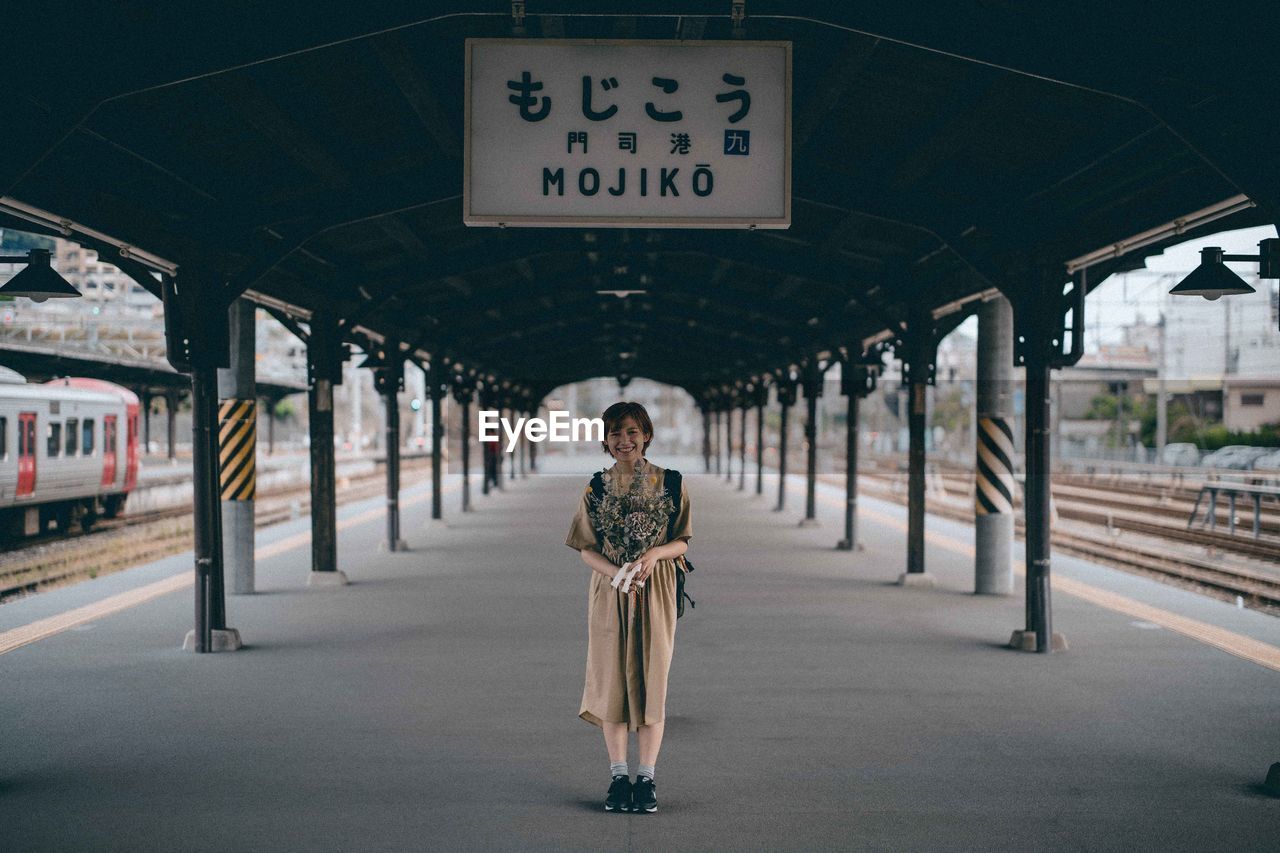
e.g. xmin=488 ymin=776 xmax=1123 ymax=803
xmin=2 ymin=2 xmax=1276 ymax=400
xmin=0 ymin=342 xmax=305 ymax=399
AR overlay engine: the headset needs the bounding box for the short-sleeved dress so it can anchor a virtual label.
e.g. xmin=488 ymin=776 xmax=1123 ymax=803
xmin=565 ymin=460 xmax=692 ymax=731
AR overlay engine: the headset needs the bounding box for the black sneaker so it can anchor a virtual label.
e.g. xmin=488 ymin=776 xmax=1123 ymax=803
xmin=631 ymin=775 xmax=657 ymax=813
xmin=605 ymin=775 xmax=632 ymax=813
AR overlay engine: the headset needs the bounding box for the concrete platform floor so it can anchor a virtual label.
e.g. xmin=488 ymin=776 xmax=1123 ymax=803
xmin=1 ymin=455 xmax=1277 ymax=851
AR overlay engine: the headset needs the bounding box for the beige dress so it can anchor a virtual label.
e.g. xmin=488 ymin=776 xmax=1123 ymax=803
xmin=565 ymin=461 xmax=692 ymax=731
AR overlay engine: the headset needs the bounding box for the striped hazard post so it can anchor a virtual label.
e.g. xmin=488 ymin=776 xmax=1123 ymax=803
xmin=975 ymin=416 xmax=1015 ymax=516
xmin=219 ymin=399 xmax=257 ymax=501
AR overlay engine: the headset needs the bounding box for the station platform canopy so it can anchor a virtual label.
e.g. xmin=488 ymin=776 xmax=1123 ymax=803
xmin=2 ymin=2 xmax=1275 ymax=397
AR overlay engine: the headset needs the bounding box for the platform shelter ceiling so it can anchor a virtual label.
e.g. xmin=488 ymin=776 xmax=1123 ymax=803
xmin=3 ymin=2 xmax=1276 ymax=399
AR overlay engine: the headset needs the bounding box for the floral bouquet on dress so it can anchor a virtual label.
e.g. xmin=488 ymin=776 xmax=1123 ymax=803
xmin=588 ymin=463 xmax=676 ymax=566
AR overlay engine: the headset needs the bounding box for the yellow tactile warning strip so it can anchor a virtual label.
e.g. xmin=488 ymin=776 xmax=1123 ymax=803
xmin=0 ymin=573 xmax=192 ymax=656
xmin=219 ymin=399 xmax=257 ymax=501
xmin=0 ymin=484 xmax=453 ymax=656
xmin=822 ymin=489 xmax=1280 ymax=674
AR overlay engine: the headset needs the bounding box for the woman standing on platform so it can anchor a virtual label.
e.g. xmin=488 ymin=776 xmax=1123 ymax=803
xmin=565 ymin=401 xmax=692 ymax=814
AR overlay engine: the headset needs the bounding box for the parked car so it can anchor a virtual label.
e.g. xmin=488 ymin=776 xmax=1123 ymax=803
xmin=1202 ymin=445 xmax=1271 ymax=470
xmin=1201 ymin=445 xmax=1249 ymax=468
xmin=1251 ymin=449 xmax=1280 ymax=471
xmin=1159 ymin=442 xmax=1201 ymax=467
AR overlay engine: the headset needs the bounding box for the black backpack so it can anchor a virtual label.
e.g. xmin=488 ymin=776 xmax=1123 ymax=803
xmin=588 ymin=468 xmax=696 ymax=617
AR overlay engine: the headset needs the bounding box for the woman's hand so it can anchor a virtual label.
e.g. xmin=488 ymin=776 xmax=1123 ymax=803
xmin=632 ymin=549 xmax=660 ymax=585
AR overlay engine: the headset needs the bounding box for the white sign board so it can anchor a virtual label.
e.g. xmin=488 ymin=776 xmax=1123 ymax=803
xmin=464 ymin=39 xmax=791 ymax=228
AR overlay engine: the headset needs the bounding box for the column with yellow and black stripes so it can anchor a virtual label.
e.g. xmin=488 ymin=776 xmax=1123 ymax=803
xmin=975 ymin=295 xmax=1015 ymax=594
xmin=219 ymin=298 xmax=257 ymax=595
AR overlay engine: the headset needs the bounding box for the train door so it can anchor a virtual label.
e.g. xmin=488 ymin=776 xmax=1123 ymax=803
xmin=17 ymin=412 xmax=36 ymax=497
xmin=102 ymin=415 xmax=118 ymax=487
xmin=125 ymin=411 xmax=138 ymax=491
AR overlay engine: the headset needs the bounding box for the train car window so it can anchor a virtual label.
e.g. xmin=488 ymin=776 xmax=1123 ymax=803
xmin=106 ymin=421 xmax=117 ymax=453
xmin=66 ymin=418 xmax=79 ymax=456
xmin=0 ymin=417 xmax=6 ymax=459
xmin=48 ymin=422 xmax=62 ymax=457
xmin=83 ymin=419 xmax=95 ymax=455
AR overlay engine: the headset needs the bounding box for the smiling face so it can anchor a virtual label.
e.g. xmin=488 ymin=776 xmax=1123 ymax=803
xmin=606 ymin=416 xmax=650 ymax=464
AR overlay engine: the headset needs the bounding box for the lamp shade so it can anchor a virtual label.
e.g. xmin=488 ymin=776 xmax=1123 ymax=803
xmin=0 ymin=249 xmax=81 ymax=302
xmin=1169 ymin=247 xmax=1256 ymax=301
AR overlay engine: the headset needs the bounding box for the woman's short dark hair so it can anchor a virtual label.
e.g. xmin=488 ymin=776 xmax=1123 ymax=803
xmin=600 ymin=401 xmax=654 ymax=455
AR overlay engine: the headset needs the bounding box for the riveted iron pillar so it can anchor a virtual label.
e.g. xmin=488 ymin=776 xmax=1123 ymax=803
xmin=430 ymin=367 xmax=447 ymax=521
xmin=738 ymin=405 xmax=747 ymax=491
xmin=800 ymin=361 xmax=823 ymax=526
xmin=755 ymin=385 xmax=766 ymax=496
xmin=163 ymin=271 xmax=238 ymax=652
xmin=775 ymin=376 xmax=797 ymax=512
xmin=1010 ymin=270 xmax=1085 ymax=652
xmin=166 ymin=390 xmax=179 ymax=460
xmin=897 ymin=310 xmax=941 ymax=586
xmin=373 ymin=348 xmax=406 ymax=552
xmin=142 ymin=391 xmax=153 ymax=454
xmin=838 ymin=357 xmax=878 ymax=551
xmin=305 ymin=312 xmax=346 ymax=583
xmin=453 ymin=382 xmax=474 ymax=512
xmin=714 ymin=409 xmax=722 ymax=476
xmin=702 ymin=407 xmax=711 ymax=473
xmin=727 ymin=407 xmax=737 ymax=484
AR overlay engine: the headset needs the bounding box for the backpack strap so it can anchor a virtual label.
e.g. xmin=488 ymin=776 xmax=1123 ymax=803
xmin=587 ymin=471 xmax=606 ymax=548
xmin=663 ymin=469 xmax=683 ymax=543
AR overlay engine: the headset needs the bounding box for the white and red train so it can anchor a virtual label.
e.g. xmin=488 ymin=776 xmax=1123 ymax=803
xmin=0 ymin=376 xmax=139 ymax=538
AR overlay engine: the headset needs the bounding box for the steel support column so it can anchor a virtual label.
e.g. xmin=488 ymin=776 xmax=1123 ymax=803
xmin=905 ymin=378 xmax=927 ymax=576
xmin=800 ymin=362 xmax=822 ymax=527
xmin=1008 ymin=270 xmax=1083 ymax=653
xmin=897 ymin=312 xmax=940 ymax=588
xmin=454 ymin=383 xmax=474 ymax=512
xmin=1023 ymin=353 xmax=1054 ymax=650
xmin=166 ymin=390 xmax=179 ymax=460
xmin=714 ymin=409 xmax=722 ymax=476
xmin=702 ymin=407 xmax=711 ymax=473
xmin=975 ymin=296 xmax=1015 ymax=594
xmin=165 ymin=272 xmax=241 ymax=652
xmin=756 ymin=392 xmax=765 ymax=496
xmin=375 ymin=349 xmax=406 ymax=552
xmin=431 ymin=370 xmax=444 ymax=520
xmin=496 ymin=406 xmax=506 ymax=490
xmin=306 ymin=315 xmax=345 ymax=585
xmin=837 ymin=358 xmax=877 ymax=551
xmin=775 ymin=377 xmax=796 ymax=512
xmin=838 ymin=392 xmax=860 ymax=550
xmin=727 ymin=406 xmax=734 ymax=483
xmin=737 ymin=406 xmax=746 ymax=491
xmin=142 ymin=391 xmax=153 ymax=455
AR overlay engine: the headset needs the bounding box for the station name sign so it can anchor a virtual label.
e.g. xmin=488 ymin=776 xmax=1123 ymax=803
xmin=464 ymin=39 xmax=791 ymax=229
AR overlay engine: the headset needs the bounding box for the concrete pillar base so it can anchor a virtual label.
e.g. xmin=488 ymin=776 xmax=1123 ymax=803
xmin=897 ymin=572 xmax=936 ymax=588
xmin=835 ymin=540 xmax=865 ymax=552
xmin=378 ymin=540 xmax=410 ymax=553
xmin=308 ymin=570 xmax=349 ymax=587
xmin=797 ymin=518 xmax=821 ymax=528
xmin=1008 ymin=630 xmax=1068 ymax=652
xmin=1263 ymin=762 xmax=1280 ymax=796
xmin=182 ymin=627 xmax=243 ymax=653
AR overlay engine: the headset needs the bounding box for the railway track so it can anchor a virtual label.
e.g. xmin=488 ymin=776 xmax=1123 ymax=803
xmin=826 ymin=461 xmax=1280 ymax=613
xmin=0 ymin=459 xmax=433 ymax=601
